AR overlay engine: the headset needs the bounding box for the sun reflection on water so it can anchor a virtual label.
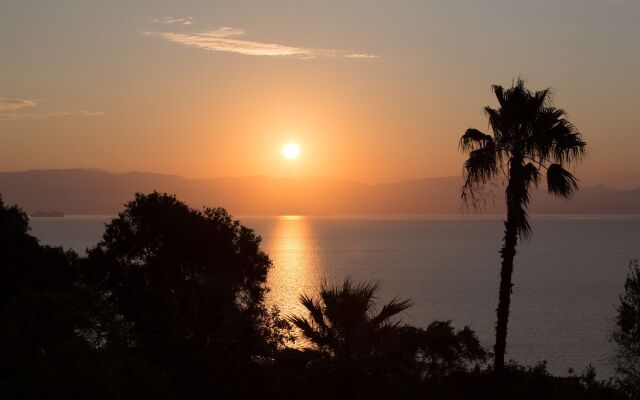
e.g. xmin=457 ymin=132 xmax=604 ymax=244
xmin=265 ymin=216 xmax=321 ymax=320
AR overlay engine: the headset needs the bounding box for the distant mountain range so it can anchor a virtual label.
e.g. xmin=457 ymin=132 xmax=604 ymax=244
xmin=0 ymin=169 xmax=638 ymax=215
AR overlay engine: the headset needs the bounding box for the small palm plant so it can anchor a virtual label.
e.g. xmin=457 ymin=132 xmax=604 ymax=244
xmin=460 ymin=79 xmax=586 ymax=396
xmin=288 ymin=279 xmax=411 ymax=358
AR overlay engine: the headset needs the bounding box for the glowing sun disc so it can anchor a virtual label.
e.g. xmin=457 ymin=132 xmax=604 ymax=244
xmin=283 ymin=143 xmax=301 ymax=159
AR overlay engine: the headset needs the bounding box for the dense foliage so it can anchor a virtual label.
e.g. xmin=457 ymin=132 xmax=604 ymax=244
xmin=82 ymin=192 xmax=286 ymax=399
xmin=0 ymin=193 xmax=628 ymax=399
xmin=0 ymin=195 xmax=170 ymax=399
xmin=613 ymin=260 xmax=640 ymax=398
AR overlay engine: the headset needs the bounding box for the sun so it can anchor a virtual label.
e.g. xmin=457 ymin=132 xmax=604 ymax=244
xmin=282 ymin=143 xmax=301 ymax=160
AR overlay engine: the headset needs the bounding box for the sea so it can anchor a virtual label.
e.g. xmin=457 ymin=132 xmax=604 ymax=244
xmin=28 ymin=215 xmax=640 ymax=377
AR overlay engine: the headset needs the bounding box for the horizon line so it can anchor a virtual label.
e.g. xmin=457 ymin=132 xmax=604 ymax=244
xmin=0 ymin=167 xmax=636 ymax=191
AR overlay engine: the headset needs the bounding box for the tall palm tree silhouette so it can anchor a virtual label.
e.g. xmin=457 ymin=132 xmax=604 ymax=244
xmin=459 ymin=79 xmax=586 ymax=397
xmin=289 ymin=279 xmax=411 ymax=357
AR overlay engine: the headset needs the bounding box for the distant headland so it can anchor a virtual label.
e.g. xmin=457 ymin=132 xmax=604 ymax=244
xmin=0 ymin=169 xmax=639 ymax=216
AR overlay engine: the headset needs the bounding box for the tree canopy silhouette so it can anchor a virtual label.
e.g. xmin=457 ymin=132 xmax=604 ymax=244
xmin=405 ymin=320 xmax=486 ymax=380
xmin=83 ymin=192 xmax=286 ymax=399
xmin=0 ymin=196 xmax=76 ymax=302
xmin=613 ymin=259 xmax=640 ymax=399
xmin=0 ymin=195 xmax=171 ymax=399
xmin=459 ymin=79 xmax=586 ymax=398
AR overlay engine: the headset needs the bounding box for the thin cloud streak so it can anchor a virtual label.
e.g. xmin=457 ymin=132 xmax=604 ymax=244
xmin=78 ymin=110 xmax=105 ymax=116
xmin=0 ymin=110 xmax=104 ymax=121
xmin=149 ymin=16 xmax=193 ymax=25
xmin=0 ymin=98 xmax=37 ymax=111
xmin=143 ymin=26 xmax=378 ymax=59
xmin=0 ymin=96 xmax=104 ymax=121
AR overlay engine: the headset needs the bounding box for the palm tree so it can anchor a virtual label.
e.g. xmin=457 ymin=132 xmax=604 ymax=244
xmin=288 ymin=279 xmax=411 ymax=358
xmin=459 ymin=79 xmax=586 ymax=397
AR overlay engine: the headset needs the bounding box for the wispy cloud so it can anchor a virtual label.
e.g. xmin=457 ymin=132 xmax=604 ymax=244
xmin=78 ymin=110 xmax=105 ymax=116
xmin=0 ymin=98 xmax=104 ymax=121
xmin=149 ymin=16 xmax=193 ymax=25
xmin=143 ymin=26 xmax=378 ymax=59
xmin=0 ymin=111 xmax=69 ymax=121
xmin=0 ymin=98 xmax=37 ymax=111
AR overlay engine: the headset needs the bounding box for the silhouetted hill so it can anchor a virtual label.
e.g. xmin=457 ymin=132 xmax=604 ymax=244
xmin=0 ymin=169 xmax=638 ymax=215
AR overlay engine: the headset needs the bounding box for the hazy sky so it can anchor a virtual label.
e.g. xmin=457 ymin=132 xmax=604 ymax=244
xmin=1 ymin=0 xmax=639 ymax=188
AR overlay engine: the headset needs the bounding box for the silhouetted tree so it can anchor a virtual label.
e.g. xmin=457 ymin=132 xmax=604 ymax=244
xmin=613 ymin=259 xmax=640 ymax=399
xmin=459 ymin=79 xmax=586 ymax=397
xmin=405 ymin=320 xmax=486 ymax=379
xmin=0 ymin=195 xmax=170 ymax=399
xmin=82 ymin=192 xmax=286 ymax=399
xmin=289 ymin=279 xmax=411 ymax=358
xmin=0 ymin=196 xmax=76 ymax=302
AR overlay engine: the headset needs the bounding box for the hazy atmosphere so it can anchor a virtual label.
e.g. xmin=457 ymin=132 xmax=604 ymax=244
xmin=2 ymin=0 xmax=640 ymax=188
xmin=1 ymin=2 xmax=639 ymax=399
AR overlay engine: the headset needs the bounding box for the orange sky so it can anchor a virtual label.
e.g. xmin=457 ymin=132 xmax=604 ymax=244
xmin=1 ymin=1 xmax=639 ymax=188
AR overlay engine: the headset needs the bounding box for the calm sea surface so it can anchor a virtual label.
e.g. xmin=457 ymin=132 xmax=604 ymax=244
xmin=29 ymin=215 xmax=640 ymax=377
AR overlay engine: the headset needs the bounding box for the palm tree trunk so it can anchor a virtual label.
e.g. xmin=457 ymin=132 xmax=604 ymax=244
xmin=494 ymin=215 xmax=518 ymax=399
xmin=494 ymin=161 xmax=524 ymax=399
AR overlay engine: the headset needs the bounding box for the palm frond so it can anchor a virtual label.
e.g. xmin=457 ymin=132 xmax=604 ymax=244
xmin=528 ymin=106 xmax=585 ymax=163
xmin=461 ymin=140 xmax=499 ymax=206
xmin=493 ymin=84 xmax=507 ymax=108
xmin=551 ymin=126 xmax=586 ymax=164
xmin=350 ymin=280 xmax=378 ymax=307
xmin=289 ymin=279 xmax=414 ymax=357
xmin=300 ymin=294 xmax=327 ymax=332
xmin=547 ymin=164 xmax=579 ymax=198
xmin=522 ymin=162 xmax=541 ymax=189
xmin=369 ymin=298 xmax=412 ymax=327
xmin=459 ymin=128 xmax=494 ymax=152
xmin=321 ymin=279 xmax=377 ymax=331
xmin=288 ymin=315 xmax=328 ymax=347
xmin=484 ymin=107 xmax=504 ymax=139
xmin=533 ymin=87 xmax=553 ymax=110
xmin=527 ymin=107 xmax=564 ymax=159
